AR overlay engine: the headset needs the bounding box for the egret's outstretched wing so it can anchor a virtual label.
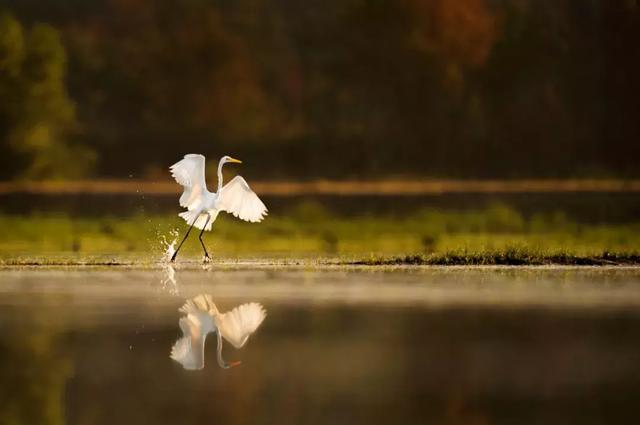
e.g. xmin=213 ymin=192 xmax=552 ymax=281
xmin=218 ymin=176 xmax=268 ymax=223
xmin=170 ymin=295 xmax=216 ymax=370
xmin=215 ymin=302 xmax=266 ymax=349
xmin=170 ymin=154 xmax=208 ymax=210
xmin=170 ymin=317 xmax=206 ymax=370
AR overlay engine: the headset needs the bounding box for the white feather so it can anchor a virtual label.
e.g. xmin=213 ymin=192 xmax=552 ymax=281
xmin=170 ymin=295 xmax=217 ymax=370
xmin=170 ymin=154 xmax=208 ymax=211
xmin=177 ymin=210 xmax=217 ymax=231
xmin=169 ymin=154 xmax=267 ymax=253
xmin=218 ymin=176 xmax=268 ymax=223
xmin=179 ymin=294 xmax=217 ymax=316
xmin=170 ymin=317 xmax=207 ymax=370
xmin=215 ymin=302 xmax=267 ymax=349
xmin=170 ymin=295 xmax=266 ymax=369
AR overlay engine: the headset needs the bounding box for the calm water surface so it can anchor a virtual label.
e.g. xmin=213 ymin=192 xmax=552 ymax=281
xmin=1 ymin=267 xmax=640 ymax=424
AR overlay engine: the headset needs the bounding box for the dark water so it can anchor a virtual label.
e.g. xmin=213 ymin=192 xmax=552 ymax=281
xmin=1 ymin=267 xmax=640 ymax=424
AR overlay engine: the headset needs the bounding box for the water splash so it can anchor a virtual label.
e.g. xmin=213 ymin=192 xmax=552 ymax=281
xmin=158 ymin=228 xmax=179 ymax=294
xmin=161 ymin=264 xmax=179 ymax=295
xmin=164 ymin=241 xmax=176 ymax=263
xmin=159 ymin=229 xmax=179 ymax=263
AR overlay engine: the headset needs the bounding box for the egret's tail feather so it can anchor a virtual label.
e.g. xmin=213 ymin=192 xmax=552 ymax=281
xmin=178 ymin=210 xmax=213 ymax=231
xmin=170 ymin=335 xmax=190 ymax=361
xmin=170 ymin=336 xmax=202 ymax=370
xmin=179 ymin=294 xmax=218 ymax=316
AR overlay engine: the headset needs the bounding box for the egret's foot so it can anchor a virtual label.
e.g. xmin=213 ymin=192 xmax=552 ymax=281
xmin=203 ymin=254 xmax=211 ymax=263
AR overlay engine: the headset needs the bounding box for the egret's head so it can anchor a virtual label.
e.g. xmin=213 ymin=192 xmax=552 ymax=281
xmin=221 ymin=155 xmax=242 ymax=165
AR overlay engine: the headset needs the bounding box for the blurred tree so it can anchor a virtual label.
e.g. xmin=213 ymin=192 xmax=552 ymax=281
xmin=57 ymin=0 xmax=293 ymax=178
xmin=0 ymin=0 xmax=639 ymax=179
xmin=0 ymin=11 xmax=94 ymax=180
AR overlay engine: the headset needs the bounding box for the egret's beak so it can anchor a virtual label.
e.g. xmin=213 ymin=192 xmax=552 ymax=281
xmin=227 ymin=157 xmax=242 ymax=164
xmin=228 ymin=360 xmax=242 ymax=368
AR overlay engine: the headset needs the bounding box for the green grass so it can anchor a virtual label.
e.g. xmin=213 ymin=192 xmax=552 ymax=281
xmin=1 ymin=202 xmax=639 ymax=264
xmin=352 ymin=250 xmax=640 ymax=266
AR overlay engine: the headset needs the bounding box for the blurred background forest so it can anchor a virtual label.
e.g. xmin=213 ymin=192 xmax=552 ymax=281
xmin=1 ymin=0 xmax=639 ymax=181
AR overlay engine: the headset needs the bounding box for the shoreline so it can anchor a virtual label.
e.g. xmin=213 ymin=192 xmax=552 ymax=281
xmin=2 ymin=252 xmax=640 ymax=268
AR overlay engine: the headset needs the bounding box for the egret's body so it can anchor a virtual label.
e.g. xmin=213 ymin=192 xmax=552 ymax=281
xmin=169 ymin=154 xmax=267 ymax=261
xmin=170 ymin=294 xmax=267 ymax=370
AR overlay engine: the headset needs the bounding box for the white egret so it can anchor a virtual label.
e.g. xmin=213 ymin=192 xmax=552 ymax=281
xmin=169 ymin=154 xmax=268 ymax=262
xmin=170 ymin=294 xmax=266 ymax=370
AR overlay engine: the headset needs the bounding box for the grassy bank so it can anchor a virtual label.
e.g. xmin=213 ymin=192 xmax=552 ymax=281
xmin=1 ymin=203 xmax=639 ymax=262
xmin=352 ymin=250 xmax=640 ymax=266
xmin=2 ymin=251 xmax=640 ymax=267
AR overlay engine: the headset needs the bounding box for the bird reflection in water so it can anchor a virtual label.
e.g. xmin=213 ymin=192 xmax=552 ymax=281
xmin=170 ymin=294 xmax=266 ymax=369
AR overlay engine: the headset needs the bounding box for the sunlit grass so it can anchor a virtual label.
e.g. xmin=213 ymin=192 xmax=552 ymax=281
xmin=354 ymin=250 xmax=640 ymax=266
xmin=0 ymin=203 xmax=639 ymax=264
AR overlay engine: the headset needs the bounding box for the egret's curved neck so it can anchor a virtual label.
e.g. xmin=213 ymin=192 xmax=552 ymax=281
xmin=215 ymin=328 xmax=241 ymax=369
xmin=216 ymin=329 xmax=229 ymax=368
xmin=217 ymin=159 xmax=225 ymax=193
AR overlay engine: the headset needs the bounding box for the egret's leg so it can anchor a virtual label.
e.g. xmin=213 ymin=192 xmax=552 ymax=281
xmin=171 ymin=216 xmax=198 ymax=262
xmin=198 ymin=214 xmax=211 ymax=261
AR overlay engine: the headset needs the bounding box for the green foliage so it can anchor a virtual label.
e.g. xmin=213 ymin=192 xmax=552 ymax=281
xmin=0 ymin=12 xmax=23 ymax=76
xmin=0 ymin=12 xmax=94 ymax=180
xmin=355 ymin=251 xmax=640 ymax=266
xmin=0 ymin=204 xmax=639 ymax=259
